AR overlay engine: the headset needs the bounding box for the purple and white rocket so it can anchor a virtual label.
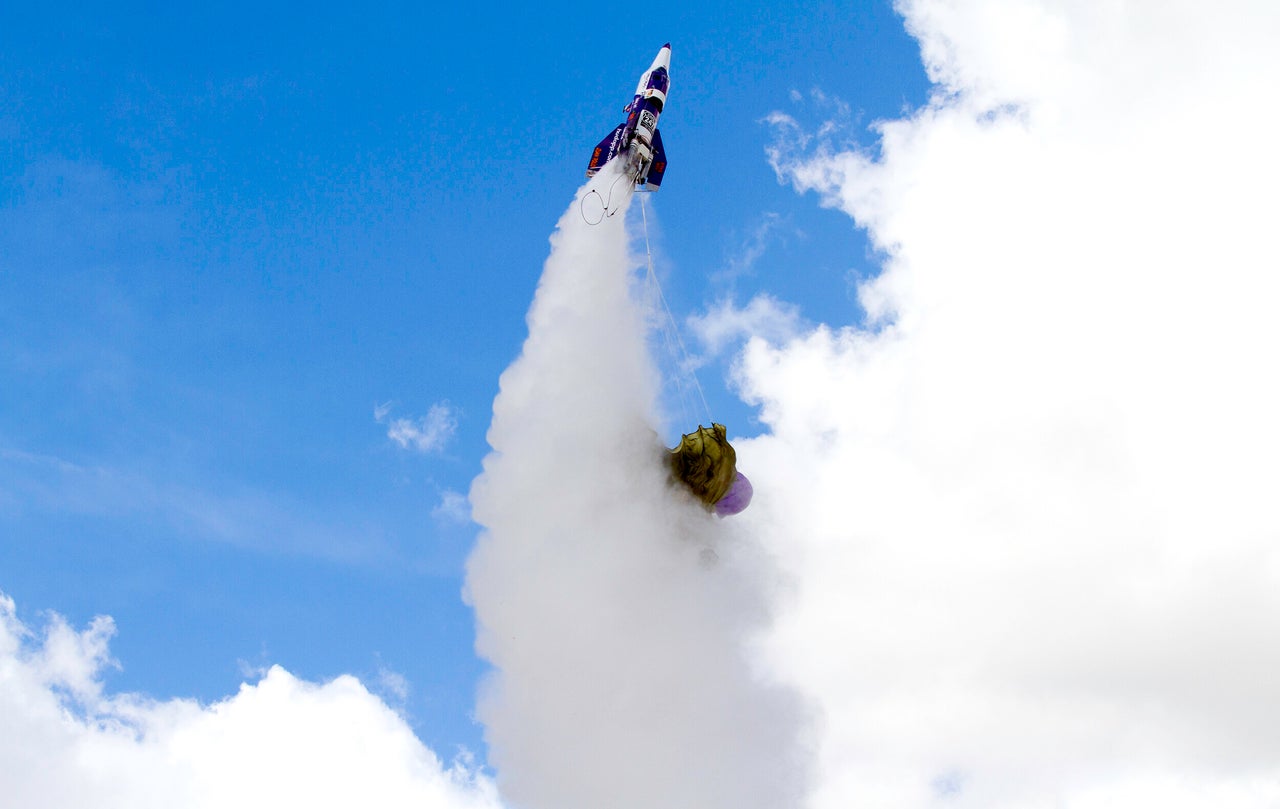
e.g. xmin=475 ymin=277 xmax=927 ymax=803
xmin=586 ymin=43 xmax=671 ymax=190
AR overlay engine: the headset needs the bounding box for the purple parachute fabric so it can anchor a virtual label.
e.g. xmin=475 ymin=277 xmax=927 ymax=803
xmin=714 ymin=472 xmax=753 ymax=516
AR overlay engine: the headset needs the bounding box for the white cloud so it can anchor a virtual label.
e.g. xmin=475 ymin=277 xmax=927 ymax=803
xmin=385 ymin=403 xmax=459 ymax=454
xmin=0 ymin=593 xmax=500 ymax=809
xmin=750 ymin=1 xmax=1280 ymax=806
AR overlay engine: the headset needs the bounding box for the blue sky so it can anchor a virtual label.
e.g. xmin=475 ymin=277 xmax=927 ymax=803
xmin=1 ymin=1 xmax=927 ymax=760
xmin=7 ymin=3 xmax=1280 ymax=806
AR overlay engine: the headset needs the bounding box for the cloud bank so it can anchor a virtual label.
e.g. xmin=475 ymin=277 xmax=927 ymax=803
xmin=0 ymin=594 xmax=499 ymax=809
xmin=738 ymin=1 xmax=1280 ymax=806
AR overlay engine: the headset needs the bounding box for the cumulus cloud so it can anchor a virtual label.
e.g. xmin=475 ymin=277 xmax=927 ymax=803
xmin=466 ymin=161 xmax=811 ymax=809
xmin=381 ymin=403 xmax=459 ymax=454
xmin=0 ymin=593 xmax=499 ymax=809
xmin=746 ymin=1 xmax=1280 ymax=806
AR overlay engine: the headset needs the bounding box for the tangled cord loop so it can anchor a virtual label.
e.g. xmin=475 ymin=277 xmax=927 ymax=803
xmin=580 ymin=172 xmax=634 ymax=225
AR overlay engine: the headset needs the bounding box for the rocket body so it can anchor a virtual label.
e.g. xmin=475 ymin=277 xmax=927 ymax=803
xmin=586 ymin=44 xmax=671 ymax=190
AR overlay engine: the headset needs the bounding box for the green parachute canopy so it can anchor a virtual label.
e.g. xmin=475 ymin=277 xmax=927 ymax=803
xmin=669 ymin=423 xmax=738 ymax=507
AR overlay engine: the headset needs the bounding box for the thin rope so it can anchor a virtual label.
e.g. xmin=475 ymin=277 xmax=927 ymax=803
xmin=580 ymin=172 xmax=634 ymax=225
xmin=640 ymin=195 xmax=712 ymax=423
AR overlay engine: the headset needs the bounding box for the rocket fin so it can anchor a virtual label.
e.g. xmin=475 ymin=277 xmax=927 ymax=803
xmin=643 ymin=128 xmax=667 ymax=189
xmin=586 ymin=123 xmax=627 ymax=177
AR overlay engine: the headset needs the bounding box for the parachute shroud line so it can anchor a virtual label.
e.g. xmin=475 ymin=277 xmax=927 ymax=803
xmin=639 ymin=194 xmax=710 ymax=425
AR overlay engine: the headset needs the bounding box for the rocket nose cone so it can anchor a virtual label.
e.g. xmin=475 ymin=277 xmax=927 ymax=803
xmin=652 ymin=43 xmax=671 ymax=71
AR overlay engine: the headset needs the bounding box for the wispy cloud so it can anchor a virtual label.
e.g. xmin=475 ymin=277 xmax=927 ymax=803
xmin=712 ymin=212 xmax=794 ymax=288
xmin=0 ymin=445 xmax=385 ymax=563
xmin=375 ymin=402 xmax=458 ymax=454
xmin=431 ymin=489 xmax=470 ymax=524
xmin=688 ymin=295 xmax=805 ymax=358
xmin=374 ymin=663 xmax=411 ymax=705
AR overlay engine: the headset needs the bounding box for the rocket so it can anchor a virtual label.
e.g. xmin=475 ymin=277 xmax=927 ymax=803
xmin=586 ymin=43 xmax=671 ymax=190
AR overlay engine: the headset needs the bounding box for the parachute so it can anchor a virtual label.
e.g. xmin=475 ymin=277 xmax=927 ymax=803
xmin=632 ymin=191 xmax=752 ymax=517
xmin=668 ymin=424 xmax=753 ymax=516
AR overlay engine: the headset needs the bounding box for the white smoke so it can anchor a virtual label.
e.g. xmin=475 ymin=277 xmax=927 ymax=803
xmin=466 ymin=163 xmax=810 ymax=809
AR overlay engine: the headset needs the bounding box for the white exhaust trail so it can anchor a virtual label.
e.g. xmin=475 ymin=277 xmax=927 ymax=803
xmin=466 ymin=163 xmax=809 ymax=809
